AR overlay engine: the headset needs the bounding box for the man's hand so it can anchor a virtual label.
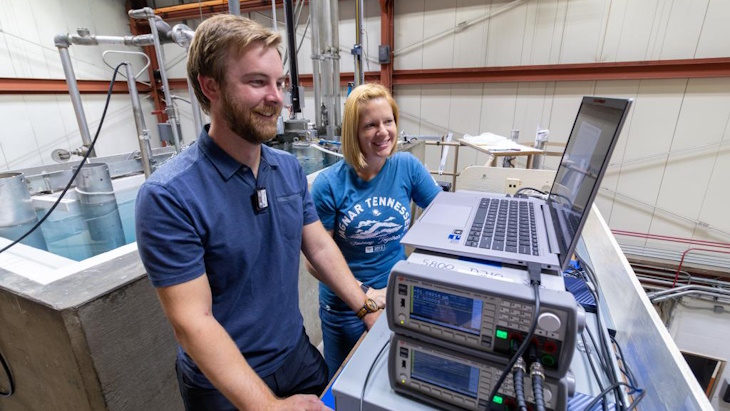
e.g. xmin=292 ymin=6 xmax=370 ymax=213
xmin=269 ymin=394 xmax=333 ymax=411
xmin=366 ymin=286 xmax=387 ymax=309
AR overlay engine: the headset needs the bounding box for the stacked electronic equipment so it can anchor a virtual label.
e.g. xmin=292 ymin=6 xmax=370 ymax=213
xmin=385 ymin=259 xmax=585 ymax=411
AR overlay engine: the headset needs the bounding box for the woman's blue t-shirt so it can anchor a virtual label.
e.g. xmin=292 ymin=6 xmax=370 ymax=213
xmin=311 ymin=152 xmax=441 ymax=311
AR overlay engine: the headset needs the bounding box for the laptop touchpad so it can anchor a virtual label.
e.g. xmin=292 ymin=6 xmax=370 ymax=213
xmin=420 ymin=204 xmax=472 ymax=227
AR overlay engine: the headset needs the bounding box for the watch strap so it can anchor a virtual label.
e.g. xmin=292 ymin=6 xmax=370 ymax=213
xmin=356 ymin=298 xmax=378 ymax=319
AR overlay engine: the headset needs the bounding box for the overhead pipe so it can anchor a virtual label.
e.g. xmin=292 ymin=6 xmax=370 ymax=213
xmin=647 ymin=284 xmax=730 ymax=303
xmin=54 ymin=30 xmax=160 ymax=158
xmin=673 ymin=248 xmax=730 ymax=287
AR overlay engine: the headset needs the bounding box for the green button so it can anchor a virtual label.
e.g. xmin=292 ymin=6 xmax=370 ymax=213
xmin=493 ymin=395 xmax=503 ymax=404
xmin=496 ymin=330 xmax=508 ymax=339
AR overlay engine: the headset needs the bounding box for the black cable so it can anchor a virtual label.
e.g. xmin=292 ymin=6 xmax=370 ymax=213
xmin=515 ymin=186 xmax=548 ymax=196
xmin=624 ymin=388 xmax=646 ymax=411
xmin=585 ymin=324 xmax=610 ymax=376
xmin=359 ymin=339 xmax=390 ymax=411
xmin=580 ymin=332 xmax=608 ymax=411
xmin=0 ymin=349 xmax=14 ymax=397
xmin=576 ymin=255 xmax=631 ymax=410
xmin=0 ymin=62 xmax=125 ymax=257
xmin=487 ymin=282 xmax=540 ymax=410
xmin=511 ymin=358 xmax=528 ymax=411
xmin=530 ymin=362 xmax=546 ymax=411
xmin=583 ymin=267 xmax=624 ymax=410
xmin=610 ymin=334 xmax=638 ymax=388
xmin=583 ymin=382 xmax=644 ymax=411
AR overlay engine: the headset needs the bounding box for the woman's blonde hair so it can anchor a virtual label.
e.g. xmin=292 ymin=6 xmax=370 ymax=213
xmin=187 ymin=14 xmax=281 ymax=113
xmin=341 ymin=83 xmax=399 ymax=170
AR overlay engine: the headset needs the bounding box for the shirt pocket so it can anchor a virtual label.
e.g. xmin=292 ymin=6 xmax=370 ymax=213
xmin=275 ymin=193 xmax=304 ymax=243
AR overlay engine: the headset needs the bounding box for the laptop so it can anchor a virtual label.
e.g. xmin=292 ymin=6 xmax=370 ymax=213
xmin=402 ymin=96 xmax=633 ymax=272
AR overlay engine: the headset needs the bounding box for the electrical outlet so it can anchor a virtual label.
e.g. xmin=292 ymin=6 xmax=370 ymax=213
xmin=506 ymin=178 xmax=521 ymax=195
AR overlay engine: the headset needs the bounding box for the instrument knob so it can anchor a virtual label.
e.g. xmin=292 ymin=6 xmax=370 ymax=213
xmin=537 ymin=312 xmax=561 ymax=332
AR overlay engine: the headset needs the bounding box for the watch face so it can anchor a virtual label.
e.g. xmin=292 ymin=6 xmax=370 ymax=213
xmin=366 ymin=298 xmax=378 ymax=312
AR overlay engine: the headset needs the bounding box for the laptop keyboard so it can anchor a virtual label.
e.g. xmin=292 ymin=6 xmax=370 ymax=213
xmin=465 ymin=198 xmax=539 ymax=256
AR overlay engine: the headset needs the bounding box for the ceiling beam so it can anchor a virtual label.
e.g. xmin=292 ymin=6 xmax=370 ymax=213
xmin=390 ymin=58 xmax=730 ymax=85
xmin=7 ymin=58 xmax=730 ymax=95
xmin=154 ymin=0 xmax=287 ymax=22
xmin=0 ymin=78 xmax=150 ymax=95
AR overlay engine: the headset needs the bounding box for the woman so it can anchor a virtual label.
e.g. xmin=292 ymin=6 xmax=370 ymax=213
xmin=310 ymin=83 xmax=442 ymax=378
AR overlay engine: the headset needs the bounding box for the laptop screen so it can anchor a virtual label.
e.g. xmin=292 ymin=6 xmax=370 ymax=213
xmin=547 ymin=96 xmax=632 ymax=269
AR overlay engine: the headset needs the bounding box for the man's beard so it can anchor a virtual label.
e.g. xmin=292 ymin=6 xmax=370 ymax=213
xmin=221 ymin=89 xmax=280 ymax=145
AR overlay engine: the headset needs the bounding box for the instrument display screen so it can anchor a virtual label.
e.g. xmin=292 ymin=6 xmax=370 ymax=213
xmin=411 ymin=286 xmax=482 ymax=335
xmin=411 ymin=349 xmax=480 ymax=399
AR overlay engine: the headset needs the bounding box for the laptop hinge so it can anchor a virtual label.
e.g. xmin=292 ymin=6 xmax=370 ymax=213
xmin=541 ymin=203 xmax=561 ymax=255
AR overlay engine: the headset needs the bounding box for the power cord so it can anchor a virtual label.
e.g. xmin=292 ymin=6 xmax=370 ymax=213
xmin=0 ymin=62 xmax=125 ymax=257
xmin=359 ymin=339 xmax=390 ymax=411
xmin=515 ymin=186 xmax=548 ymax=198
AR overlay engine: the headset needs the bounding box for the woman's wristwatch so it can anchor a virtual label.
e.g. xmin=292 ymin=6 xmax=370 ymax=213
xmin=356 ymin=298 xmax=379 ymax=319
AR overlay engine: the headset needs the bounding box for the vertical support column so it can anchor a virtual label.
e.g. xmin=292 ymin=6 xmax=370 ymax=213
xmin=379 ymin=0 xmax=394 ymax=91
xmin=124 ymin=63 xmax=154 ymax=178
xmin=353 ymin=0 xmax=365 ymax=87
xmin=55 ymin=40 xmax=96 ymax=157
xmin=283 ymin=0 xmax=302 ymax=114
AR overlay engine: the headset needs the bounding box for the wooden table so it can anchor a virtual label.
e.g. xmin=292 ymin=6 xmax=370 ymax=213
xmin=459 ymin=138 xmax=544 ymax=168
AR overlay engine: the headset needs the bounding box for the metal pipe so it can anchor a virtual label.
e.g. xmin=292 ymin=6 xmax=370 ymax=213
xmin=271 ymin=0 xmax=278 ymax=31
xmin=353 ymin=0 xmax=365 ymax=87
xmin=647 ymin=284 xmax=730 ymax=300
xmin=171 ymin=23 xmax=204 ymax=138
xmin=74 ymin=163 xmax=125 ymax=252
xmin=283 ymin=0 xmax=301 ymax=114
xmin=0 ymin=173 xmax=48 ymax=251
xmin=229 ymin=0 xmax=240 ymax=16
xmin=309 ymin=0 xmax=322 ymax=131
xmin=124 ymin=63 xmax=153 ymax=178
xmin=532 ymin=128 xmax=549 ymax=169
xmin=54 ymin=40 xmax=96 ymax=157
xmin=56 ymin=32 xmax=157 ymax=47
xmin=146 ymin=12 xmax=183 ymax=152
xmin=651 ymin=290 xmax=730 ymax=303
xmin=330 ymin=0 xmax=341 ymax=132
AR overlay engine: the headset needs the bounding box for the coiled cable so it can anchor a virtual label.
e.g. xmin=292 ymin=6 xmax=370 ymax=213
xmin=512 ymin=357 xmax=528 ymax=411
xmin=530 ymin=361 xmax=546 ymax=411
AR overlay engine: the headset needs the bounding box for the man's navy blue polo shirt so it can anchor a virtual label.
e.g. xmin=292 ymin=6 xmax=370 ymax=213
xmin=135 ymin=125 xmax=319 ymax=388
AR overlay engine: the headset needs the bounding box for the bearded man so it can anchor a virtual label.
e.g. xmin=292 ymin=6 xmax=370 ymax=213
xmin=135 ymin=15 xmax=383 ymax=411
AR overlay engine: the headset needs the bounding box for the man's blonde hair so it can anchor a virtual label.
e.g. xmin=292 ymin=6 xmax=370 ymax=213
xmin=341 ymin=83 xmax=399 ymax=170
xmin=187 ymin=14 xmax=282 ymax=113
